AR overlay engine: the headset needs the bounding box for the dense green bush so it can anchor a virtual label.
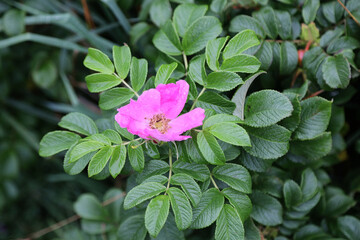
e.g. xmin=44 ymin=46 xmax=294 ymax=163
xmin=1 ymin=0 xmax=360 ymax=239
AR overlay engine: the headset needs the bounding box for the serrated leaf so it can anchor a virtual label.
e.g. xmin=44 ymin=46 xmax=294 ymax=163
xmin=128 ymin=141 xmax=145 ymax=172
xmin=253 ymin=7 xmax=278 ymax=39
xmin=325 ymin=195 xmax=356 ymax=217
xmin=88 ymin=146 xmax=113 ymax=177
xmin=327 ymin=36 xmax=360 ymax=54
xmin=85 ymin=73 xmax=121 ymax=93
xmin=84 ymin=48 xmax=114 ymax=74
xmin=244 ymin=125 xmax=291 ymax=159
xmin=103 ymin=129 xmax=122 ymax=145
xmin=69 ymin=141 xmax=104 ymax=163
xmin=322 ymin=55 xmax=351 ymax=89
xmin=205 ymin=71 xmax=243 ymax=92
xmin=283 ymin=180 xmax=302 ymax=208
xmin=145 ymin=195 xmax=170 ymax=237
xmin=275 ymin=10 xmax=292 ymax=40
xmin=64 ymin=142 xmax=93 ymax=175
xmin=197 ymin=131 xmax=226 ymax=165
xmin=137 ymin=160 xmax=170 ymax=183
xmin=144 ymin=141 xmax=160 ymax=159
xmin=113 ymin=45 xmax=131 ymax=79
xmin=182 ymin=16 xmax=222 ymax=55
xmin=130 ymin=57 xmax=148 ymax=92
xmin=85 ymin=133 xmax=111 ymax=145
xmin=118 ymin=214 xmax=147 ymax=240
xmin=222 ymin=188 xmax=252 ymax=222
xmin=168 ymin=187 xmax=192 ymax=230
xmin=250 ymin=190 xmax=283 ymax=226
xmin=39 ymin=131 xmax=80 ymax=157
xmin=280 ymin=42 xmax=298 ymax=75
xmin=223 ymin=30 xmax=260 ymax=60
xmin=293 ymin=97 xmax=332 ymax=140
xmin=173 ymin=3 xmax=208 ymax=37
xmin=151 ymin=213 xmax=185 ymax=240
xmin=171 ymin=173 xmax=202 ymax=206
xmin=197 ymin=91 xmax=236 ymax=114
xmin=206 ymin=37 xmax=229 ymax=71
xmin=59 ymin=112 xmax=98 ymax=136
xmin=109 ymin=145 xmax=126 ymax=178
xmin=203 ymin=114 xmax=242 ymax=129
xmin=188 ymin=54 xmax=206 ymax=85
xmin=149 ymin=0 xmax=172 ymax=27
xmin=215 ymin=204 xmax=244 ymax=240
xmin=172 ymin=161 xmax=210 ymax=182
xmin=244 ymin=90 xmax=293 ymax=127
xmin=239 ymin=150 xmax=274 ymax=173
xmin=300 ymin=168 xmax=318 ymax=201
xmin=290 ymin=132 xmax=332 ymax=160
xmin=213 ymin=163 xmax=251 ymax=193
xmin=220 ymin=54 xmax=261 ymax=73
xmin=254 ymin=41 xmax=273 ymax=70
xmin=74 ymin=194 xmax=107 ymax=221
xmin=191 ymin=188 xmax=224 ymax=229
xmin=337 ymin=216 xmax=360 ymax=240
xmin=124 ymin=182 xmax=166 ymax=209
xmin=99 ymin=88 xmax=134 ymax=110
xmin=153 ymin=20 xmax=182 ymax=56
xmin=279 ymin=93 xmax=301 ymax=132
xmin=229 ymin=15 xmax=265 ymax=38
xmin=302 ymin=0 xmax=320 ymax=24
xmin=209 ymin=122 xmax=250 ymax=146
xmin=155 ymin=62 xmax=178 ymax=86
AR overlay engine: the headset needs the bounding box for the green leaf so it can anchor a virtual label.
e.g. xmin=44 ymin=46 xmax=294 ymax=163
xmin=64 ymin=143 xmax=93 ymax=175
xmin=279 ymin=93 xmax=301 ymax=132
xmin=222 ymin=188 xmax=252 ymax=222
xmin=253 ymin=7 xmax=278 ymax=39
xmin=254 ymin=41 xmax=273 ymax=70
xmin=113 ymin=45 xmax=131 ymax=79
xmin=69 ymin=141 xmax=104 ymax=163
xmin=2 ymin=9 xmax=25 ymax=36
xmin=209 ymin=122 xmax=250 ymax=147
xmin=114 ymin=122 xmax=134 ymax=140
xmin=84 ymin=48 xmax=114 ymax=74
xmin=293 ymin=97 xmax=332 ymax=140
xmin=280 ymin=42 xmax=298 ymax=75
xmin=124 ymin=182 xmax=166 ymax=209
xmin=213 ymin=163 xmax=251 ymax=193
xmin=229 ymin=15 xmax=265 ymax=39
xmin=143 ymin=175 xmax=168 ymax=185
xmin=172 ymin=161 xmax=210 ymax=182
xmin=232 ymin=71 xmax=265 ymax=120
xmin=173 ymin=4 xmax=208 ymax=38
xmin=191 ymin=188 xmax=224 ymax=229
xmin=103 ymin=129 xmax=122 ymax=145
xmin=39 ymin=131 xmax=80 ymax=157
xmin=145 ymin=195 xmax=170 ymax=237
xmin=223 ymin=30 xmax=260 ymax=60
xmin=118 ymin=214 xmax=147 ymax=240
xmin=327 ymin=36 xmax=360 ymax=54
xmin=244 ymin=219 xmax=261 ymax=240
xmin=239 ymin=150 xmax=274 ymax=173
xmin=220 ymin=55 xmax=261 ymax=73
xmin=86 ymin=133 xmax=111 ymax=145
xmin=74 ymin=194 xmax=107 ymax=221
xmin=99 ymin=87 xmax=134 ymax=110
xmin=171 ymin=173 xmax=202 ymax=206
xmin=210 ymin=0 xmax=227 ymax=13
xmin=300 ymin=168 xmax=319 ymax=202
xmin=325 ymin=195 xmax=356 ymax=217
xmin=149 ymin=0 xmax=172 ymax=27
xmin=206 ymin=37 xmax=229 ymax=71
xmin=144 ymin=142 xmax=160 ymax=159
xmin=109 ymin=145 xmax=126 ymax=178
xmin=197 ymin=91 xmax=236 ymax=114
xmin=167 ymin=187 xmax=192 ymax=230
xmin=203 ymin=114 xmax=242 ymax=129
xmin=153 ymin=20 xmax=183 ymax=56
xmin=215 ymin=204 xmax=244 ymax=240
xmin=205 ymin=71 xmax=244 ymax=92
xmin=130 ymin=22 xmax=151 ymax=45
xmin=188 ymin=54 xmax=206 ymax=85
xmin=320 ymin=28 xmax=344 ymax=48
xmin=197 ymin=131 xmax=226 ymax=165
xmin=182 ymin=16 xmax=222 ymax=55
xmin=283 ymin=180 xmax=302 ymax=208
xmin=244 ymin=90 xmax=293 ymax=127
xmin=322 ymin=55 xmax=351 ymax=89
xmin=88 ymin=146 xmax=113 ymax=177
xmin=130 ymin=57 xmax=148 ymax=92
xmin=291 ymin=132 xmax=332 ymax=161
xmin=32 ymin=58 xmax=57 ymax=89
xmin=59 ymin=112 xmax=98 ymax=136
xmin=128 ymin=141 xmax=145 ymax=172
xmin=337 ymin=216 xmax=360 ymax=240
xmin=137 ymin=160 xmax=170 ymax=183
xmin=275 ymin=10 xmax=292 ymax=40
xmin=151 ymin=213 xmax=185 ymax=240
xmin=244 ymin=125 xmax=291 ymax=159
xmin=85 ymin=73 xmax=121 ymax=93
xmin=250 ymin=190 xmax=283 ymax=226
xmin=155 ymin=62 xmax=178 ymax=86
xmin=302 ymin=0 xmax=320 ymax=24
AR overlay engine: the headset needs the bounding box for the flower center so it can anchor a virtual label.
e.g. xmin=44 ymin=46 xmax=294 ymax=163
xmin=148 ymin=113 xmax=171 ymax=134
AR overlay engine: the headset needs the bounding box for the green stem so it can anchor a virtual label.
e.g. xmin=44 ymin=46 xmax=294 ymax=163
xmin=113 ymin=73 xmax=139 ymax=98
xmin=182 ymin=51 xmax=188 ymax=71
xmin=190 ymin=87 xmax=206 ymax=111
xmin=210 ymin=174 xmax=219 ymax=190
xmin=121 ymin=137 xmax=142 ymax=146
xmin=166 ymin=148 xmax=173 ymax=192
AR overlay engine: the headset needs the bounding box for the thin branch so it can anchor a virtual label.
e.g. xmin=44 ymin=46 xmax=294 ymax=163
xmin=166 ymin=148 xmax=173 ymax=192
xmin=210 ymin=174 xmax=219 ymax=190
xmin=304 ymin=89 xmax=324 ymax=99
xmin=182 ymin=52 xmax=188 ymax=71
xmin=81 ymin=0 xmax=95 ymax=29
xmin=337 ymin=0 xmax=360 ymax=26
xmin=190 ymin=87 xmax=206 ymax=111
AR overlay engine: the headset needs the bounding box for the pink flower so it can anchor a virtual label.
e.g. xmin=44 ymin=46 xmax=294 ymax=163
xmin=115 ymin=80 xmax=205 ymax=142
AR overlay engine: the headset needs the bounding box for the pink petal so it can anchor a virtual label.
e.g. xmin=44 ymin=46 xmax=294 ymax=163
xmin=168 ymin=108 xmax=205 ymax=135
xmin=156 ymin=80 xmax=189 ymax=119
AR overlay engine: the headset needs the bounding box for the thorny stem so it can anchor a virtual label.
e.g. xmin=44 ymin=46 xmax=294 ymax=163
xmin=190 ymin=87 xmax=206 ymax=111
xmin=113 ymin=73 xmax=139 ymax=98
xmin=337 ymin=0 xmax=360 ymax=26
xmin=210 ymin=174 xmax=219 ymax=190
